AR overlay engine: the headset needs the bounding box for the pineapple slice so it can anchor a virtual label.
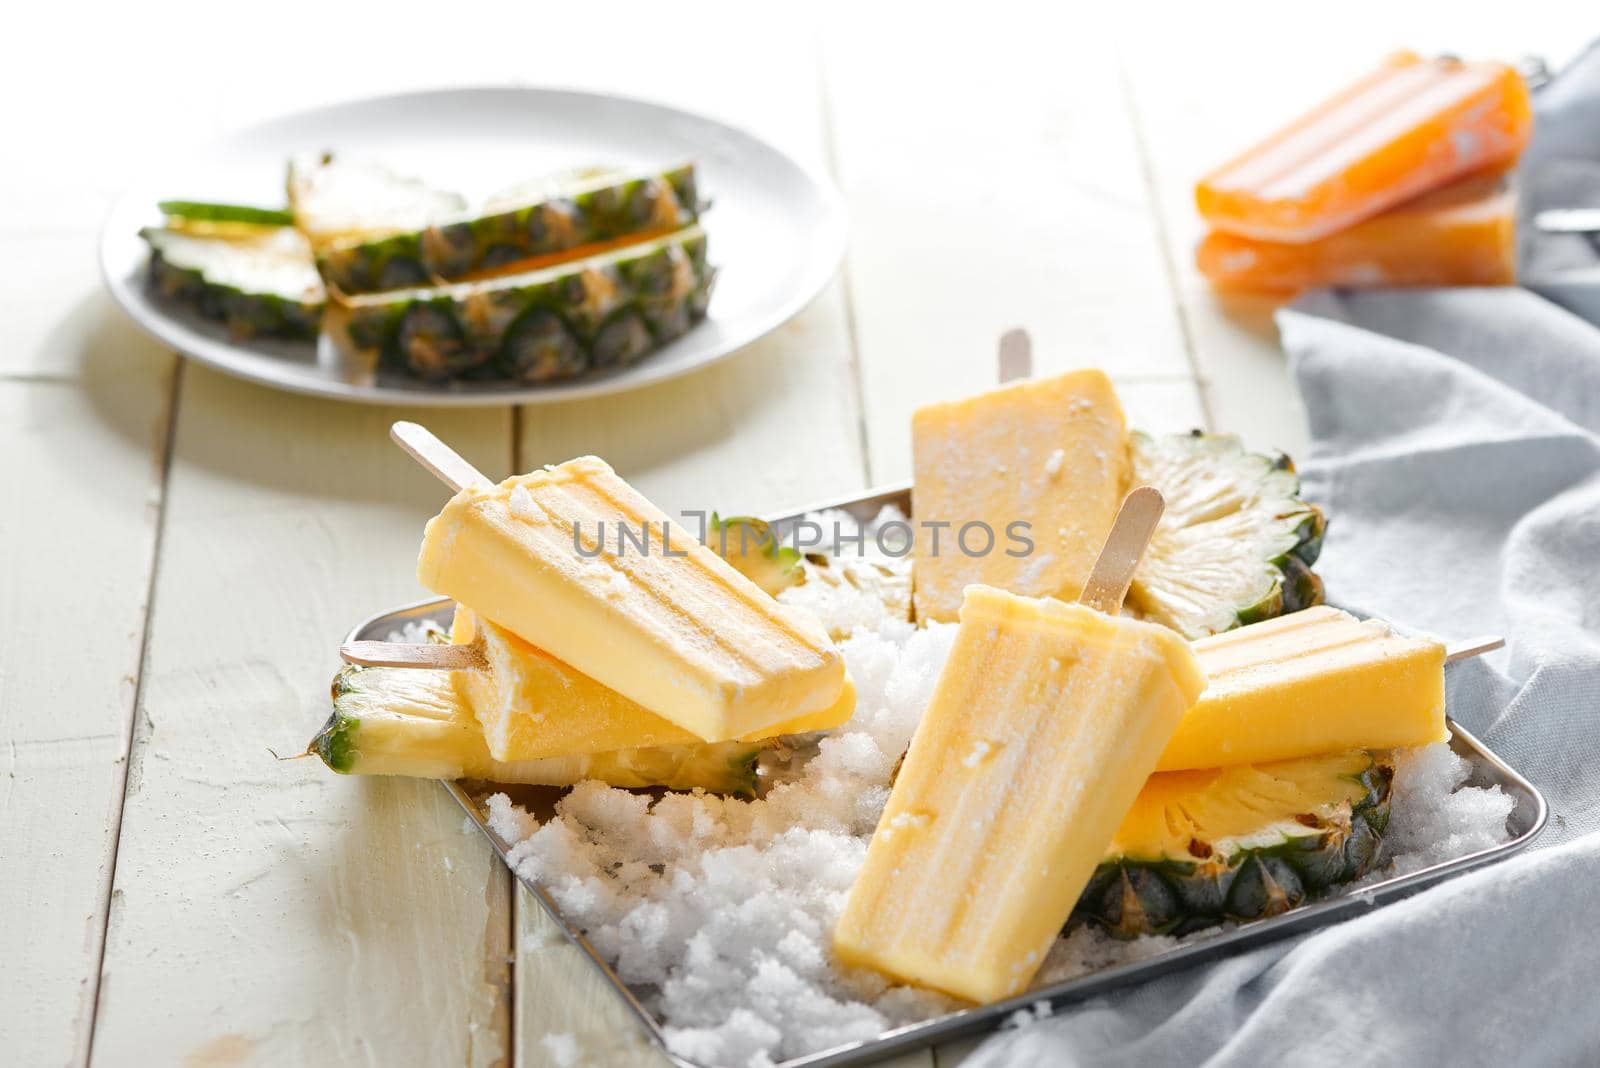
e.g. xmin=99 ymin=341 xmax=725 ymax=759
xmin=707 ymin=514 xmax=912 ymax=638
xmin=327 ymin=226 xmax=713 ymax=383
xmin=141 ymin=225 xmax=324 ymax=340
xmin=286 ymin=153 xmax=467 ymax=251
xmin=1128 ymin=430 xmax=1326 ymax=639
xmin=1072 ymin=749 xmax=1393 ymax=938
xmin=312 ymin=665 xmax=770 ymax=796
xmin=315 ymin=163 xmax=703 ymax=296
xmin=706 ymin=515 xmax=803 ymax=596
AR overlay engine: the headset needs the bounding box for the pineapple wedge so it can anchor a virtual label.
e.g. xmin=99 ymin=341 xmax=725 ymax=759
xmin=1072 ymin=749 xmax=1393 ymax=937
xmin=287 ymin=153 xmax=467 ymax=251
xmin=141 ymin=225 xmax=324 ymax=340
xmin=315 ymin=164 xmax=702 ymax=296
xmin=312 ymin=664 xmax=770 ymax=796
xmin=706 ymin=515 xmax=803 ymax=596
xmin=328 ymin=226 xmax=713 ymax=382
xmin=1128 ymin=430 xmax=1326 ymax=639
xmin=708 ymin=513 xmax=913 ymax=639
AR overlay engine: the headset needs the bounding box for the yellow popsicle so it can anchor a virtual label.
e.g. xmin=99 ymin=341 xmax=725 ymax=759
xmin=1158 ymin=605 xmax=1446 ymax=771
xmin=911 ymin=370 xmax=1129 ymax=623
xmin=450 ymin=605 xmax=855 ymax=760
xmin=417 ymin=456 xmax=846 ymax=742
xmin=833 ymin=585 xmax=1206 ymax=1004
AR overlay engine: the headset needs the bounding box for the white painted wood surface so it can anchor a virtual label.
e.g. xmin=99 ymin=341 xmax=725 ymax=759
xmin=0 ymin=2 xmax=1583 ymax=1065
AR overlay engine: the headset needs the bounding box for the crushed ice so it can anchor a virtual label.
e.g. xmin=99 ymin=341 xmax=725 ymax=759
xmin=476 ymin=512 xmax=1516 ymax=1065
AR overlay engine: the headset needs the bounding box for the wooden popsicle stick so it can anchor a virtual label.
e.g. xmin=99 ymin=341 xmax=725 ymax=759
xmin=1078 ymin=486 xmax=1164 ymax=615
xmin=1444 ymin=635 xmax=1504 ymax=664
xmin=341 ymin=639 xmax=487 ymax=672
xmin=391 ymin=421 xmax=491 ymax=493
xmin=997 ymin=327 xmax=1032 ymax=383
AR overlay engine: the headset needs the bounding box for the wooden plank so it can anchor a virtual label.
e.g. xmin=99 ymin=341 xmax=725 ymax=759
xmin=823 ymin=4 xmax=1194 ymax=483
xmin=0 ymin=237 xmax=177 ymax=380
xmin=0 ymin=337 xmax=173 ymax=1067
xmin=89 ymin=365 xmax=515 ymax=1066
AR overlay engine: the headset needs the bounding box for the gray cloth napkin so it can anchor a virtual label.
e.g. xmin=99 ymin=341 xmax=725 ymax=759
xmin=967 ymin=288 xmax=1600 ymax=1067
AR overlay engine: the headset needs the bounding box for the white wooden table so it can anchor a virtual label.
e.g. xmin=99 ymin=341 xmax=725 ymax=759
xmin=4 ymin=3 xmax=1583 ymax=1064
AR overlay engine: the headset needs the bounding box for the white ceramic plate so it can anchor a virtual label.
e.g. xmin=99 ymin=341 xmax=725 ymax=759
xmin=100 ymin=87 xmax=846 ymax=406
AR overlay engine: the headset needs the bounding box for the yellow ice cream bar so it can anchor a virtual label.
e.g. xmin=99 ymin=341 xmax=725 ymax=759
xmin=834 ymin=586 xmax=1206 ymax=1004
xmin=911 ymin=369 xmax=1129 ymax=623
xmin=1158 ymin=605 xmax=1446 ymax=772
xmin=417 ymin=456 xmax=847 ymax=743
xmin=450 ymin=605 xmax=855 ymax=760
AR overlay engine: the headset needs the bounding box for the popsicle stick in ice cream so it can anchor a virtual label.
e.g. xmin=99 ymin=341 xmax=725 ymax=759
xmin=340 ymin=638 xmax=486 ymax=671
xmin=390 ymin=420 xmax=491 ymax=493
xmin=1077 ymin=486 xmax=1164 ymax=614
xmin=997 ymin=327 xmax=1032 ymax=383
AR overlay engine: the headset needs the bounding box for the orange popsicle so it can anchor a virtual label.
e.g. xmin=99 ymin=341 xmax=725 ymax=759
xmin=1196 ymin=174 xmax=1515 ymax=292
xmin=1197 ymin=53 xmax=1531 ymax=243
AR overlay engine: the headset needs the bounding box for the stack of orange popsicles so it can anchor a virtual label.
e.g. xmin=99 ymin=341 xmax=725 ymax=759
xmin=1195 ymin=52 xmax=1532 ymax=292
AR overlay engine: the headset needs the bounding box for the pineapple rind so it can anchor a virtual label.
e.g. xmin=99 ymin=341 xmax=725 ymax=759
xmin=316 ymin=164 xmax=703 ymax=296
xmin=159 ymin=200 xmax=296 ymax=227
xmin=314 ymin=664 xmax=766 ymax=795
xmin=141 ymin=226 xmax=324 ymax=341
xmin=332 ymin=226 xmax=713 ymax=383
xmin=312 ymin=712 xmax=357 ymax=773
xmin=1128 ymin=430 xmax=1328 ymax=640
xmin=1070 ymin=749 xmax=1393 ymax=938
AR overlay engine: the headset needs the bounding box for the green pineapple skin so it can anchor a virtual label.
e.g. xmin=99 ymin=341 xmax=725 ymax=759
xmin=315 ymin=164 xmax=703 ymax=296
xmin=145 ymin=244 xmax=323 ymax=341
xmin=338 ymin=228 xmax=713 ymax=383
xmin=1070 ymin=752 xmax=1394 ymax=939
xmin=158 ymin=200 xmax=296 ymax=227
xmin=313 ymin=666 xmax=373 ymax=773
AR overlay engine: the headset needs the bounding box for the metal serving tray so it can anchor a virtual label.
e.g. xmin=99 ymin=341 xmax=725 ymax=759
xmin=345 ymin=482 xmax=1548 ymax=1068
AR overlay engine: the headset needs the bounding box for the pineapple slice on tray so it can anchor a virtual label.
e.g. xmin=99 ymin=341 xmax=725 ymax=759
xmin=708 ymin=514 xmax=912 ymax=639
xmin=706 ymin=515 xmax=804 ymax=596
xmin=1128 ymin=430 xmax=1327 ymax=640
xmin=1072 ymin=749 xmax=1393 ymax=938
xmin=312 ymin=664 xmax=771 ymax=796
